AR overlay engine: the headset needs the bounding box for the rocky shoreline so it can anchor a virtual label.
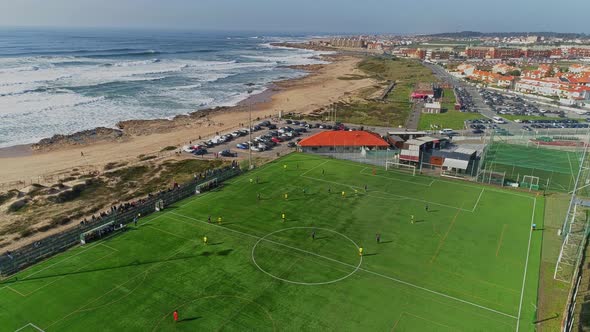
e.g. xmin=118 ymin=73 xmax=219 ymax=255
xmin=22 ymin=51 xmax=337 ymax=153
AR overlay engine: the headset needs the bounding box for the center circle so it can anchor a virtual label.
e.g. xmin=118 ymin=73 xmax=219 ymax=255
xmin=251 ymin=227 xmax=362 ymax=285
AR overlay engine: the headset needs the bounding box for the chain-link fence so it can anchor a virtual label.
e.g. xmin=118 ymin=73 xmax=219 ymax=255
xmin=302 ymin=147 xmax=399 ymax=168
xmin=477 ymin=130 xmax=590 ymax=192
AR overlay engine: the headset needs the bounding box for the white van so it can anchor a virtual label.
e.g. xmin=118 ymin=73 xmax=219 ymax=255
xmin=492 ymin=116 xmax=506 ymax=124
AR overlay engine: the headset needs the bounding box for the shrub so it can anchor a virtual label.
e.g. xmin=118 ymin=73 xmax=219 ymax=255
xmin=8 ymin=199 xmax=28 ymax=212
xmin=139 ymin=155 xmax=157 ymax=161
xmin=0 ymin=191 xmax=17 ymax=205
xmin=19 ymin=228 xmax=36 ymax=238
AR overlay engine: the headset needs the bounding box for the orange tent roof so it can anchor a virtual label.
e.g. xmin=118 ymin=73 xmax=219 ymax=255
xmin=298 ymin=131 xmax=389 ymax=147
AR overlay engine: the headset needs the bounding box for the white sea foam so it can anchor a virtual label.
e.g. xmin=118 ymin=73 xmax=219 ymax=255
xmin=0 ymin=39 xmax=331 ymax=147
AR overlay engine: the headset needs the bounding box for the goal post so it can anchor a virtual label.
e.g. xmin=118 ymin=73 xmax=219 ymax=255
xmin=385 ymin=161 xmax=416 ymax=176
xmin=155 ymin=199 xmax=165 ymax=211
xmin=195 ymin=178 xmax=218 ymax=194
xmin=521 ymin=175 xmax=540 ymax=191
xmin=80 ymin=221 xmax=124 ymax=244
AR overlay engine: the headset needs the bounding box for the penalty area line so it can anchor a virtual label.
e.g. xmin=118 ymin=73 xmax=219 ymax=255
xmin=14 ymin=322 xmax=45 ymax=332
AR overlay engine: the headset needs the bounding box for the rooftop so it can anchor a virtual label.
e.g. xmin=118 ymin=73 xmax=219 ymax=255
xmin=298 ymin=131 xmax=389 ymax=147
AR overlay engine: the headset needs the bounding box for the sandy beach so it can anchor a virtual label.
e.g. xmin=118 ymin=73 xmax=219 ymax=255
xmin=0 ymin=55 xmax=374 ymax=187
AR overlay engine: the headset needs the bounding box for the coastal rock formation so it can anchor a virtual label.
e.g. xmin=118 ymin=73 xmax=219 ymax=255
xmin=31 ymin=127 xmax=125 ymax=151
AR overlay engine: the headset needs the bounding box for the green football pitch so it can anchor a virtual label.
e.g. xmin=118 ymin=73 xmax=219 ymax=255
xmin=483 ymin=142 xmax=581 ymax=192
xmin=0 ymin=153 xmax=544 ymax=331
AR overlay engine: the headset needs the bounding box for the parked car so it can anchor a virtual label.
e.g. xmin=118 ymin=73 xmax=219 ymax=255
xmin=219 ymin=149 xmax=238 ymax=157
xmin=236 ymin=143 xmax=249 ymax=150
xmin=287 ymin=142 xmax=296 ymax=148
xmin=271 ymin=137 xmax=282 ymax=143
xmin=193 ymin=149 xmax=208 ymax=155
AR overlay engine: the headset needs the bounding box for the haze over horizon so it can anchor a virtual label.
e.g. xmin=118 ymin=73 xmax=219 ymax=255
xmin=1 ymin=0 xmax=589 ymax=34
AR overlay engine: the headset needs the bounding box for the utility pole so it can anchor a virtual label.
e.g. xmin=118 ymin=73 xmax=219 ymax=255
xmin=248 ymin=90 xmax=253 ymax=170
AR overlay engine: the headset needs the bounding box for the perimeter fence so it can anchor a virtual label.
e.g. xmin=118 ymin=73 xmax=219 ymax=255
xmin=0 ymin=166 xmax=241 ymax=277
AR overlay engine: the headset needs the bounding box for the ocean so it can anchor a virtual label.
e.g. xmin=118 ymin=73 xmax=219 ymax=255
xmin=0 ymin=28 xmax=329 ymax=148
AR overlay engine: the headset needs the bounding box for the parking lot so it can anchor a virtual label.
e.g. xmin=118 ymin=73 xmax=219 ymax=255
xmin=480 ymin=90 xmax=589 ymax=131
xmin=182 ymin=119 xmax=362 ymax=162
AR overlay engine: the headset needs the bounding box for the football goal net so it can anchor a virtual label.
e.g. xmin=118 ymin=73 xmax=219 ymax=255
xmin=196 ymin=178 xmax=218 ymax=194
xmin=520 ymin=175 xmax=540 ymax=191
xmin=155 ymin=199 xmax=165 ymax=212
xmin=478 ymin=169 xmax=506 ymax=187
xmin=80 ymin=221 xmax=125 ymax=244
xmin=385 ymin=161 xmax=416 ymax=176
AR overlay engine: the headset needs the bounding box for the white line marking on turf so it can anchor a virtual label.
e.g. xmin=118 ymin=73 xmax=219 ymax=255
xmin=7 ymin=231 xmax=124 ymax=283
xmin=19 ymin=243 xmax=100 ymax=280
xmin=44 ymin=238 xmax=196 ymax=330
xmin=567 ymin=152 xmax=576 ymax=183
xmin=14 ymin=322 xmax=45 ymax=332
xmin=167 ymin=211 xmax=517 ymax=319
xmin=301 ymin=174 xmax=473 ymax=212
xmin=299 ymin=160 xmax=329 ymax=177
xmin=317 ymin=156 xmax=533 ymax=199
xmin=251 ymin=227 xmax=362 ymax=285
xmin=516 ymin=198 xmax=536 ymax=332
xmin=22 ymin=250 xmax=117 ymax=297
xmin=471 ymin=189 xmax=485 ymax=212
xmin=99 ymin=243 xmax=119 ymax=252
xmin=359 ymin=168 xmax=434 ymax=187
xmin=7 ymin=285 xmax=26 ymax=296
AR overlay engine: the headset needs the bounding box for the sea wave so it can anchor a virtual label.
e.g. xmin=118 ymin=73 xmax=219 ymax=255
xmin=0 ymin=34 xmax=325 ymax=148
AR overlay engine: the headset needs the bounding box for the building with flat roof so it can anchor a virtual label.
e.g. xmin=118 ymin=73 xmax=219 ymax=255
xmin=423 ymin=102 xmax=442 ymax=114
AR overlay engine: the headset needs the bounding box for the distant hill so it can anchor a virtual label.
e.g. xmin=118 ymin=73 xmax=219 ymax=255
xmin=423 ymin=31 xmax=588 ymax=39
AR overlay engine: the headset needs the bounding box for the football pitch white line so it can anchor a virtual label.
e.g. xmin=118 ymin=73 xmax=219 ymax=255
xmin=516 ymin=198 xmax=537 ymax=332
xmin=43 ymin=236 xmax=197 ymax=330
xmin=567 ymin=152 xmax=576 ymax=183
xmin=166 ymin=211 xmax=518 ymax=320
xmin=18 ymin=242 xmax=103 ymax=281
xmin=359 ymin=167 xmax=435 ymax=187
xmin=314 ymin=157 xmax=534 ymax=199
xmin=471 ymin=188 xmax=485 ymax=212
xmin=299 ymin=160 xmax=330 ymax=177
xmin=300 ymin=174 xmax=474 ymax=212
xmin=14 ymin=322 xmax=45 ymax=332
xmin=7 ymin=245 xmax=118 ymax=297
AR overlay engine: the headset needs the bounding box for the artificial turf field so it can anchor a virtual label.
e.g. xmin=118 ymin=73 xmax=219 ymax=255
xmin=483 ymin=142 xmax=580 ymax=192
xmin=0 ymin=153 xmax=544 ymax=331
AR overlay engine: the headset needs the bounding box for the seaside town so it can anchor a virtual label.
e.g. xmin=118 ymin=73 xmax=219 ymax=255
xmin=311 ymin=34 xmax=590 ymax=107
xmin=2 ymin=1 xmax=590 ymax=329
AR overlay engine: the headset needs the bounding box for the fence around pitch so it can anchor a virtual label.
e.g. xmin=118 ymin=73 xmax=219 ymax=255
xmin=561 ymin=235 xmax=588 ymax=332
xmin=0 ymin=167 xmax=241 ymax=277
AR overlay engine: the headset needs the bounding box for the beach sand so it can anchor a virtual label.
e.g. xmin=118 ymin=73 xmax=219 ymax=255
xmin=0 ymin=55 xmax=374 ymax=187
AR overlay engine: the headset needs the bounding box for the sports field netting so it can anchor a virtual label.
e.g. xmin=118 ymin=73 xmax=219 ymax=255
xmin=481 ymin=142 xmax=583 ymax=192
xmin=0 ymin=153 xmax=543 ymax=331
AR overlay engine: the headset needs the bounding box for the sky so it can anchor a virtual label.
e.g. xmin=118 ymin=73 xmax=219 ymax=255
xmin=0 ymin=0 xmax=589 ymax=34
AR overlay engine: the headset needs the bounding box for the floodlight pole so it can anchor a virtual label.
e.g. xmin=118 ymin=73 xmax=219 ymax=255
xmin=248 ymin=90 xmax=253 ymax=170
